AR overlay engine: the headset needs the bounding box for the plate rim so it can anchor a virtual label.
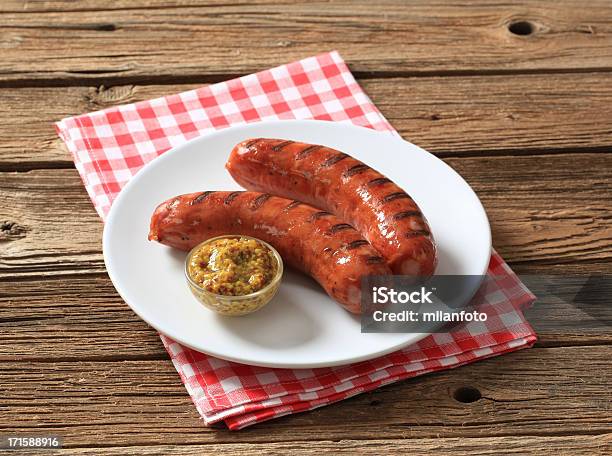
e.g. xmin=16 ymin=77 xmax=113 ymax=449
xmin=102 ymin=119 xmax=491 ymax=368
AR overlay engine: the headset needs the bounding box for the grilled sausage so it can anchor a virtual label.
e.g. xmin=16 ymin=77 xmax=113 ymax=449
xmin=226 ymin=139 xmax=437 ymax=277
xmin=148 ymin=191 xmax=391 ymax=314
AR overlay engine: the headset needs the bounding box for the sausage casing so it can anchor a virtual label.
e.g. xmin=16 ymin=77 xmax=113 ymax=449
xmin=226 ymin=139 xmax=437 ymax=277
xmin=148 ymin=191 xmax=391 ymax=314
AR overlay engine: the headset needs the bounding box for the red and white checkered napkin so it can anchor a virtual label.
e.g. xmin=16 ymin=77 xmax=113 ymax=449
xmin=56 ymin=51 xmax=537 ymax=430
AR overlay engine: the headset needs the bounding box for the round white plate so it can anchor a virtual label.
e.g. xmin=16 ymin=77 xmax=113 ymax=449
xmin=103 ymin=120 xmax=491 ymax=368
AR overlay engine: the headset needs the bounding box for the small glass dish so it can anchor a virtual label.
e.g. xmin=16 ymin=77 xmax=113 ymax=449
xmin=184 ymin=235 xmax=283 ymax=316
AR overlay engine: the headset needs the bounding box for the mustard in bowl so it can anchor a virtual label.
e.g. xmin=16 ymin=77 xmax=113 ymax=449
xmin=185 ymin=235 xmax=283 ymax=316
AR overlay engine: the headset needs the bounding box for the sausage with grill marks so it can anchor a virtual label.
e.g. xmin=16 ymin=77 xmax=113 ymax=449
xmin=226 ymin=139 xmax=437 ymax=277
xmin=148 ymin=191 xmax=391 ymax=314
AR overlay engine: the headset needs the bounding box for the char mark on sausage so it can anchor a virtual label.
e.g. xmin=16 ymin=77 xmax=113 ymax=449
xmin=250 ymin=193 xmax=271 ymax=210
xmin=367 ymin=177 xmax=392 ymax=187
xmin=284 ymin=200 xmax=303 ymax=211
xmin=328 ymin=223 xmax=354 ymax=234
xmin=365 ymin=256 xmax=385 ymax=264
xmin=393 ymin=210 xmax=422 ymax=221
xmin=346 ymin=239 xmax=369 ymax=250
xmin=271 ymin=140 xmax=294 ymax=152
xmin=381 ymin=192 xmax=411 ymax=203
xmin=223 ymin=191 xmax=243 ymax=205
xmin=295 ymin=144 xmax=323 ymax=160
xmin=405 ymin=230 xmax=431 ymax=238
xmin=244 ymin=138 xmax=262 ymax=148
xmin=343 ymin=164 xmax=370 ymax=178
xmin=191 ymin=191 xmax=216 ymax=205
xmin=321 ymin=153 xmax=349 ymax=168
xmin=310 ymin=211 xmax=332 ymax=221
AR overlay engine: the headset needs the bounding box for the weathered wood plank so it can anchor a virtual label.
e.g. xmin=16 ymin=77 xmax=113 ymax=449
xmin=1 ymin=1 xmax=612 ymax=83
xmin=0 ymin=275 xmax=165 ymax=362
xmin=0 ymin=273 xmax=164 ymax=361
xmin=0 ymin=346 xmax=610 ymax=445
xmin=3 ymin=73 xmax=612 ymax=168
xmin=0 ymin=169 xmax=103 ymax=277
xmin=11 ymin=435 xmax=612 ymax=456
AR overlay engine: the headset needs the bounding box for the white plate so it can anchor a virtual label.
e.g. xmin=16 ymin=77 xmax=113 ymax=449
xmin=103 ymin=120 xmax=491 ymax=368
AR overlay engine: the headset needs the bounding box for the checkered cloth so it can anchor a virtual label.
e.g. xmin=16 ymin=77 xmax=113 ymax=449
xmin=56 ymin=51 xmax=537 ymax=430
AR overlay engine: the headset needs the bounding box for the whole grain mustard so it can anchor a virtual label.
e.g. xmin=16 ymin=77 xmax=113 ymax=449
xmin=187 ymin=237 xmax=277 ymax=296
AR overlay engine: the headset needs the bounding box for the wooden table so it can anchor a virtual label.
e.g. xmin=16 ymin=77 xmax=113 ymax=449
xmin=1 ymin=1 xmax=611 ymax=454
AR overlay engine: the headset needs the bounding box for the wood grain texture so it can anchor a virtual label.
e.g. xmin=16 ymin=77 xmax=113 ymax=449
xmin=10 ymin=435 xmax=612 ymax=455
xmin=1 ymin=346 xmax=610 ymax=446
xmin=0 ymin=169 xmax=103 ymax=277
xmin=0 ymin=275 xmax=165 ymax=362
xmin=2 ymin=73 xmax=612 ymax=169
xmin=1 ymin=1 xmax=612 ymax=84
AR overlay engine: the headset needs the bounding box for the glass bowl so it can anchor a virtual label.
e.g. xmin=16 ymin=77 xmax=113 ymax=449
xmin=184 ymin=235 xmax=283 ymax=316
